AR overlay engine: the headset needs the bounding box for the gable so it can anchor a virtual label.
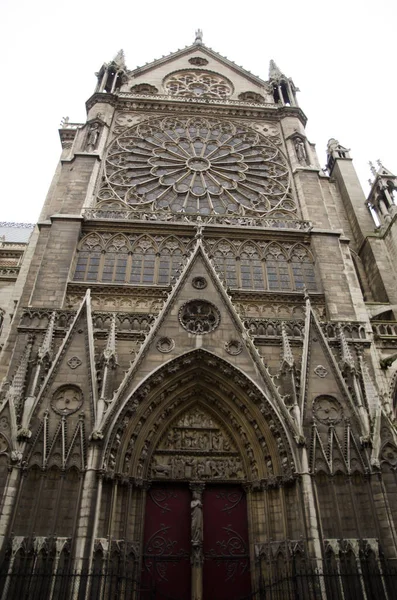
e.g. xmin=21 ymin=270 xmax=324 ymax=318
xmin=122 ymin=46 xmax=271 ymax=102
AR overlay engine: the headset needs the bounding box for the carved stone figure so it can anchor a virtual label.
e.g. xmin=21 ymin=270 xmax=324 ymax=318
xmin=86 ymin=123 xmax=100 ymax=150
xmin=191 ymin=490 xmax=203 ymax=544
xmin=295 ymin=139 xmax=307 ymax=164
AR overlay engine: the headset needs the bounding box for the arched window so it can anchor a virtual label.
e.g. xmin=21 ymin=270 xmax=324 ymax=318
xmin=265 ymin=245 xmax=291 ymax=290
xmin=158 ymin=239 xmax=184 ymax=285
xmin=212 ymin=241 xmax=237 ymax=287
xmin=102 ymin=236 xmax=129 ymax=283
xmin=130 ymin=237 xmax=157 ymax=285
xmin=239 ymin=244 xmax=265 ymax=290
xmin=290 ymin=245 xmax=317 ymax=291
xmin=73 ymin=234 xmax=103 ymax=282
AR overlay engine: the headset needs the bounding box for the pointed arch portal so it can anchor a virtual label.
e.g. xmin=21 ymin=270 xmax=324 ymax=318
xmin=103 ymin=349 xmax=297 ymax=600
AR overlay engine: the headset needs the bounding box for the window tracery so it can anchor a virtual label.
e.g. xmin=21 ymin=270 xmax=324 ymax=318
xmin=164 ymin=70 xmax=233 ymax=99
xmin=101 ymin=116 xmax=294 ymax=218
xmin=73 ymin=234 xmax=317 ymax=292
xmin=73 ymin=233 xmax=188 ymax=286
xmin=210 ymin=240 xmax=318 ymax=292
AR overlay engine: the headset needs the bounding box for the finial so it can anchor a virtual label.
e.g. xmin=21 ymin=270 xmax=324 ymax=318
xmin=195 ymin=29 xmax=203 ymax=44
xmin=368 ymin=161 xmax=377 ymax=177
xmin=269 ymin=59 xmax=283 ymax=80
xmin=60 ymin=116 xmax=69 ymax=128
xmin=376 ymin=159 xmax=383 ymax=169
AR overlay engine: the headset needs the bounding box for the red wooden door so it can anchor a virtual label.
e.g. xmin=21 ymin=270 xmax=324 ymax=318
xmin=141 ymin=485 xmax=191 ymax=599
xmin=203 ymin=486 xmax=251 ymax=599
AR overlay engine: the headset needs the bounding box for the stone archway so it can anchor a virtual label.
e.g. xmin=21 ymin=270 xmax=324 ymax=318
xmin=101 ymin=350 xmax=298 ymax=600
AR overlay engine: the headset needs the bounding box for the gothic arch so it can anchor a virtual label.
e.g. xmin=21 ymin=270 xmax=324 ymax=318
xmin=104 ymin=233 xmax=130 ymax=252
xmin=102 ymin=349 xmax=297 ymax=482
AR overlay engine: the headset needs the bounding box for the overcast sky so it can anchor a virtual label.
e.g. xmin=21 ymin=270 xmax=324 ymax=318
xmin=1 ymin=0 xmax=396 ymax=224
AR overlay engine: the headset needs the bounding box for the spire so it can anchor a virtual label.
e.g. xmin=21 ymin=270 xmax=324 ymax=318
xmin=194 ymin=29 xmax=203 ymax=45
xmin=269 ymin=59 xmax=283 ymax=80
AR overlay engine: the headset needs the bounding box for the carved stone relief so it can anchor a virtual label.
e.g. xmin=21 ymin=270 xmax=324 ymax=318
xmin=313 ymin=395 xmax=343 ymax=425
xmin=67 ymin=356 xmax=82 ymax=370
xmin=51 ymin=385 xmax=83 ymax=416
xmin=150 ymin=406 xmax=244 ymax=481
xmin=314 ymin=365 xmax=328 ymax=378
xmin=156 ymin=337 xmax=175 ymax=353
xmin=381 ymin=443 xmax=397 ymax=467
xmin=225 ymin=340 xmax=243 ymax=355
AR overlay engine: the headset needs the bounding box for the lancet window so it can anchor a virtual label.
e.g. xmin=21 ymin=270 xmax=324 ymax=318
xmin=210 ymin=240 xmax=317 ymax=292
xmin=73 ymin=234 xmax=188 ymax=286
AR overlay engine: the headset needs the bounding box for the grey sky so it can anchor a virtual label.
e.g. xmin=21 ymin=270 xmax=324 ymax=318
xmin=1 ymin=0 xmax=395 ymax=223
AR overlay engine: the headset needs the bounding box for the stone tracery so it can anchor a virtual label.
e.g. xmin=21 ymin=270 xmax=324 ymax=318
xmin=164 ymin=70 xmax=233 ymax=99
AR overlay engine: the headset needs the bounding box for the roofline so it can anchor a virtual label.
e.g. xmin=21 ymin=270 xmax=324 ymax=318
xmin=129 ymin=43 xmax=267 ymax=87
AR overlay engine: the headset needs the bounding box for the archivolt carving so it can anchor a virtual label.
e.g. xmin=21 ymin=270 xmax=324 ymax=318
xmin=102 ymin=350 xmax=296 ymax=481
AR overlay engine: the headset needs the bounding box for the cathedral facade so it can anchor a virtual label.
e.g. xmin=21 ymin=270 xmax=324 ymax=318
xmin=1 ymin=33 xmax=397 ymax=599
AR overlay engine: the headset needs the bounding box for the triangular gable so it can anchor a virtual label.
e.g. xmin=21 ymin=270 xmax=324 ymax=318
xmin=24 ymin=290 xmax=98 ymax=430
xmin=99 ymin=241 xmax=298 ymax=438
xmin=300 ymin=299 xmax=365 ymax=435
xmin=130 ymin=43 xmax=266 ymax=87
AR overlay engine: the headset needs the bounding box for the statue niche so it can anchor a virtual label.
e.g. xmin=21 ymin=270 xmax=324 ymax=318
xmin=149 ymin=405 xmax=245 ymax=482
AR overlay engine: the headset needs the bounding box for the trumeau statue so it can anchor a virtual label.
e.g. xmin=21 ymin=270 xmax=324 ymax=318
xmin=191 ymin=490 xmax=203 ymax=544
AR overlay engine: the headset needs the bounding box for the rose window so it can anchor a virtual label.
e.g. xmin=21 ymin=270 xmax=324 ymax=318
xmin=164 ymin=70 xmax=232 ymax=99
xmin=179 ymin=300 xmax=220 ymax=334
xmin=103 ymin=116 xmax=294 ymax=217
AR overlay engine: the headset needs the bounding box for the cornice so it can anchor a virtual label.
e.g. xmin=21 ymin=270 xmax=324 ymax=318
xmin=85 ymin=92 xmax=307 ymax=125
xmin=66 ymin=281 xmax=171 ymax=298
xmin=82 ymin=209 xmax=312 ymax=237
xmin=230 ymin=290 xmax=326 ymax=304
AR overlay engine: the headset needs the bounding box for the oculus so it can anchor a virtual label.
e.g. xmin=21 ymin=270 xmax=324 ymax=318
xmin=164 ymin=70 xmax=232 ymax=98
xmin=51 ymin=385 xmax=83 ymax=416
xmin=188 ymin=57 xmax=209 ymax=66
xmin=179 ymin=300 xmax=220 ymax=334
xmin=103 ymin=116 xmax=293 ymax=217
xmin=192 ymin=276 xmax=207 ymax=289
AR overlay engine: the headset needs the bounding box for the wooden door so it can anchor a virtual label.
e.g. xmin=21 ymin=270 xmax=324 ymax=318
xmin=141 ymin=485 xmax=191 ymax=599
xmin=203 ymin=486 xmax=251 ymax=599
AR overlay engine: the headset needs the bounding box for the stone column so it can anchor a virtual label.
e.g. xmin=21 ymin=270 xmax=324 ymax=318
xmin=190 ymin=483 xmax=205 ymax=600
